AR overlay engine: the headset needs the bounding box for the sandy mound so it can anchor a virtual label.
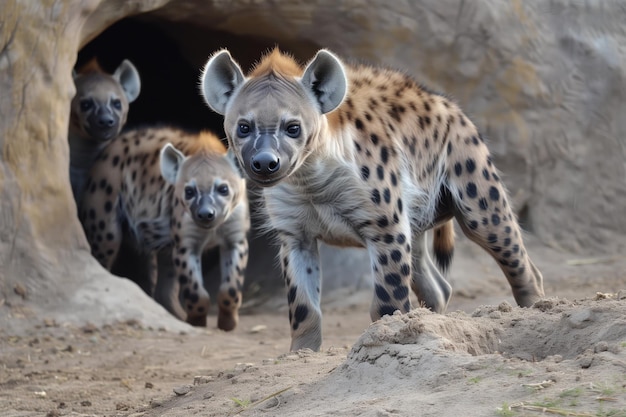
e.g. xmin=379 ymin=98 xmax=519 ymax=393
xmin=139 ymin=294 xmax=626 ymax=417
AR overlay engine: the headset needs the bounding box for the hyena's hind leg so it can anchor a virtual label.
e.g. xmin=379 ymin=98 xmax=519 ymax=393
xmin=153 ymin=247 xmax=186 ymax=320
xmin=409 ymin=231 xmax=452 ymax=313
xmin=446 ymin=152 xmax=544 ymax=307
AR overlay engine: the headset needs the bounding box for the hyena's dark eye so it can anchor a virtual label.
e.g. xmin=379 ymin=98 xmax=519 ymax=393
xmin=80 ymin=99 xmax=93 ymax=112
xmin=111 ymin=98 xmax=122 ymax=110
xmin=184 ymin=186 xmax=196 ymax=200
xmin=285 ymin=123 xmax=301 ymax=138
xmin=217 ymin=184 xmax=229 ymax=196
xmin=237 ymin=123 xmax=250 ymax=137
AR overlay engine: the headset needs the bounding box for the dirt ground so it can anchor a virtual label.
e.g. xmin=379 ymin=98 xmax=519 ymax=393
xmin=1 ymin=235 xmax=626 ymax=417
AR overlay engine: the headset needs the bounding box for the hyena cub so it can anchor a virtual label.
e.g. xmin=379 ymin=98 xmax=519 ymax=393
xmin=201 ymin=48 xmax=544 ymax=351
xmin=69 ymin=58 xmax=141 ymax=206
xmin=80 ymin=127 xmax=250 ymax=330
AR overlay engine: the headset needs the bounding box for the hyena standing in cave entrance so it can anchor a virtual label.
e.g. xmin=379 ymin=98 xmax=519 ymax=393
xmin=69 ymin=58 xmax=141 ymax=206
xmin=200 ymin=48 xmax=544 ymax=351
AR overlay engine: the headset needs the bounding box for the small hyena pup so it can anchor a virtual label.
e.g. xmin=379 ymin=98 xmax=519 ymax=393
xmin=80 ymin=127 xmax=250 ymax=330
xmin=200 ymin=48 xmax=545 ymax=351
xmin=69 ymin=58 xmax=141 ymax=206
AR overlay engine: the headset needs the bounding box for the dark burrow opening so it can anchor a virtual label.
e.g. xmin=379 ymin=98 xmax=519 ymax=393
xmin=75 ymin=15 xmax=320 ymax=311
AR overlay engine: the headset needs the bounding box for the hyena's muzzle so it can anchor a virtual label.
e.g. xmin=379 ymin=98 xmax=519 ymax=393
xmin=240 ymin=133 xmax=290 ymax=187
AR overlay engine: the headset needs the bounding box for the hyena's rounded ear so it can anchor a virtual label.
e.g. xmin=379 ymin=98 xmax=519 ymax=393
xmin=113 ymin=59 xmax=141 ymax=103
xmin=301 ymin=49 xmax=348 ymax=114
xmin=200 ymin=50 xmax=245 ymax=115
xmin=160 ymin=143 xmax=186 ymax=185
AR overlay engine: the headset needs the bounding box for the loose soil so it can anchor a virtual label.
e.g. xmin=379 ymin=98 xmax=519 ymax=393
xmin=2 ymin=236 xmax=625 ymax=417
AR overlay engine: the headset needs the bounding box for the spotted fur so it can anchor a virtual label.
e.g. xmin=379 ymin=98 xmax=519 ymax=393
xmin=80 ymin=127 xmax=250 ymax=330
xmin=69 ymin=58 xmax=141 ymax=207
xmin=201 ymin=48 xmax=544 ymax=350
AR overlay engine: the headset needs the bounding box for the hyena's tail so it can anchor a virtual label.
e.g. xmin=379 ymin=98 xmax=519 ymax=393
xmin=433 ymin=220 xmax=455 ymax=273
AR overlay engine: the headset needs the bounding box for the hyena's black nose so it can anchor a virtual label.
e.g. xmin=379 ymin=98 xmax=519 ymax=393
xmin=97 ymin=115 xmax=115 ymax=128
xmin=251 ymin=152 xmax=280 ymax=175
xmin=197 ymin=207 xmax=216 ymax=221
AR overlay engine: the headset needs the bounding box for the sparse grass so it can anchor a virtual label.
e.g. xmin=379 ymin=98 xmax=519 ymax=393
xmin=560 ymin=388 xmax=583 ymax=398
xmin=495 ymin=402 xmax=516 ymax=416
xmin=231 ymin=397 xmax=251 ymax=408
xmin=589 ymin=382 xmax=616 ymax=397
xmin=496 ymin=382 xmax=626 ymax=417
xmin=560 ymin=387 xmax=583 ymax=406
xmin=530 ymin=398 xmax=563 ymax=409
xmin=231 ymin=386 xmax=293 ymax=415
xmin=468 ymin=376 xmax=482 ymax=384
xmin=596 ymin=409 xmax=626 ymax=417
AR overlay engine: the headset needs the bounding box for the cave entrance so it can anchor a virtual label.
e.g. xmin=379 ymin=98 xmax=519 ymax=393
xmin=75 ymin=15 xmax=320 ymax=303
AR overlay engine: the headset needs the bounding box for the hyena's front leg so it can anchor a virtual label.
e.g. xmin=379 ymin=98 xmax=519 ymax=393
xmin=409 ymin=231 xmax=452 ymax=313
xmin=172 ymin=240 xmax=211 ymax=327
xmin=279 ymin=236 xmax=323 ymax=352
xmin=366 ymin=221 xmax=414 ymax=322
xmin=216 ymin=238 xmax=249 ymax=331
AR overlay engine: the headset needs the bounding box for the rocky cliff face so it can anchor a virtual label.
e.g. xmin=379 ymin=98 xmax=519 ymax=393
xmin=1 ymin=0 xmax=624 ymax=324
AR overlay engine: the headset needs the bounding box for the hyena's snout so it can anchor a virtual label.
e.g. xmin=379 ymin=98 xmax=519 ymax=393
xmin=243 ymin=134 xmax=286 ymax=186
xmin=251 ymin=151 xmax=280 ymax=175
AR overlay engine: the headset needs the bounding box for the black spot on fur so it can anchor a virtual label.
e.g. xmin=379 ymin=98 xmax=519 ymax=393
xmin=378 ymin=253 xmax=388 ymax=265
xmin=288 ymin=286 xmax=297 ymax=304
xmin=379 ymin=305 xmax=397 ymax=317
xmin=479 ymin=198 xmax=488 ymax=210
xmin=487 ymin=234 xmax=498 ymax=244
xmin=371 ymin=189 xmax=381 ymax=204
xmin=383 ymin=188 xmax=391 ymax=204
xmin=384 ymin=234 xmax=395 ymax=244
xmin=466 ymin=158 xmax=476 ymax=174
xmin=482 ymin=169 xmax=490 ymax=180
xmin=112 ymin=156 xmax=120 ymax=166
xmin=400 ymin=263 xmax=410 ymax=276
xmin=390 ymin=172 xmax=398 ymax=186
xmin=361 ymin=166 xmax=370 ymax=181
xmin=468 ymin=220 xmax=478 ymax=230
xmin=454 ymin=162 xmax=462 ymax=176
xmin=381 ymin=147 xmax=389 ymax=164
xmin=294 ymin=305 xmax=309 ymax=323
xmin=375 ymin=284 xmax=391 ymax=302
xmin=492 ymin=214 xmax=501 ymax=226
xmin=377 ymin=165 xmax=384 ymax=180
xmin=384 ymin=273 xmax=402 ymax=287
xmin=377 ymin=216 xmax=389 ymax=228
xmin=393 ymin=286 xmax=409 ymax=301
xmin=489 ymin=186 xmax=500 ymax=201
xmin=390 ymin=250 xmax=402 ymax=262
xmin=397 ymin=198 xmax=403 ymax=213
xmin=466 ymin=183 xmax=477 ymax=198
